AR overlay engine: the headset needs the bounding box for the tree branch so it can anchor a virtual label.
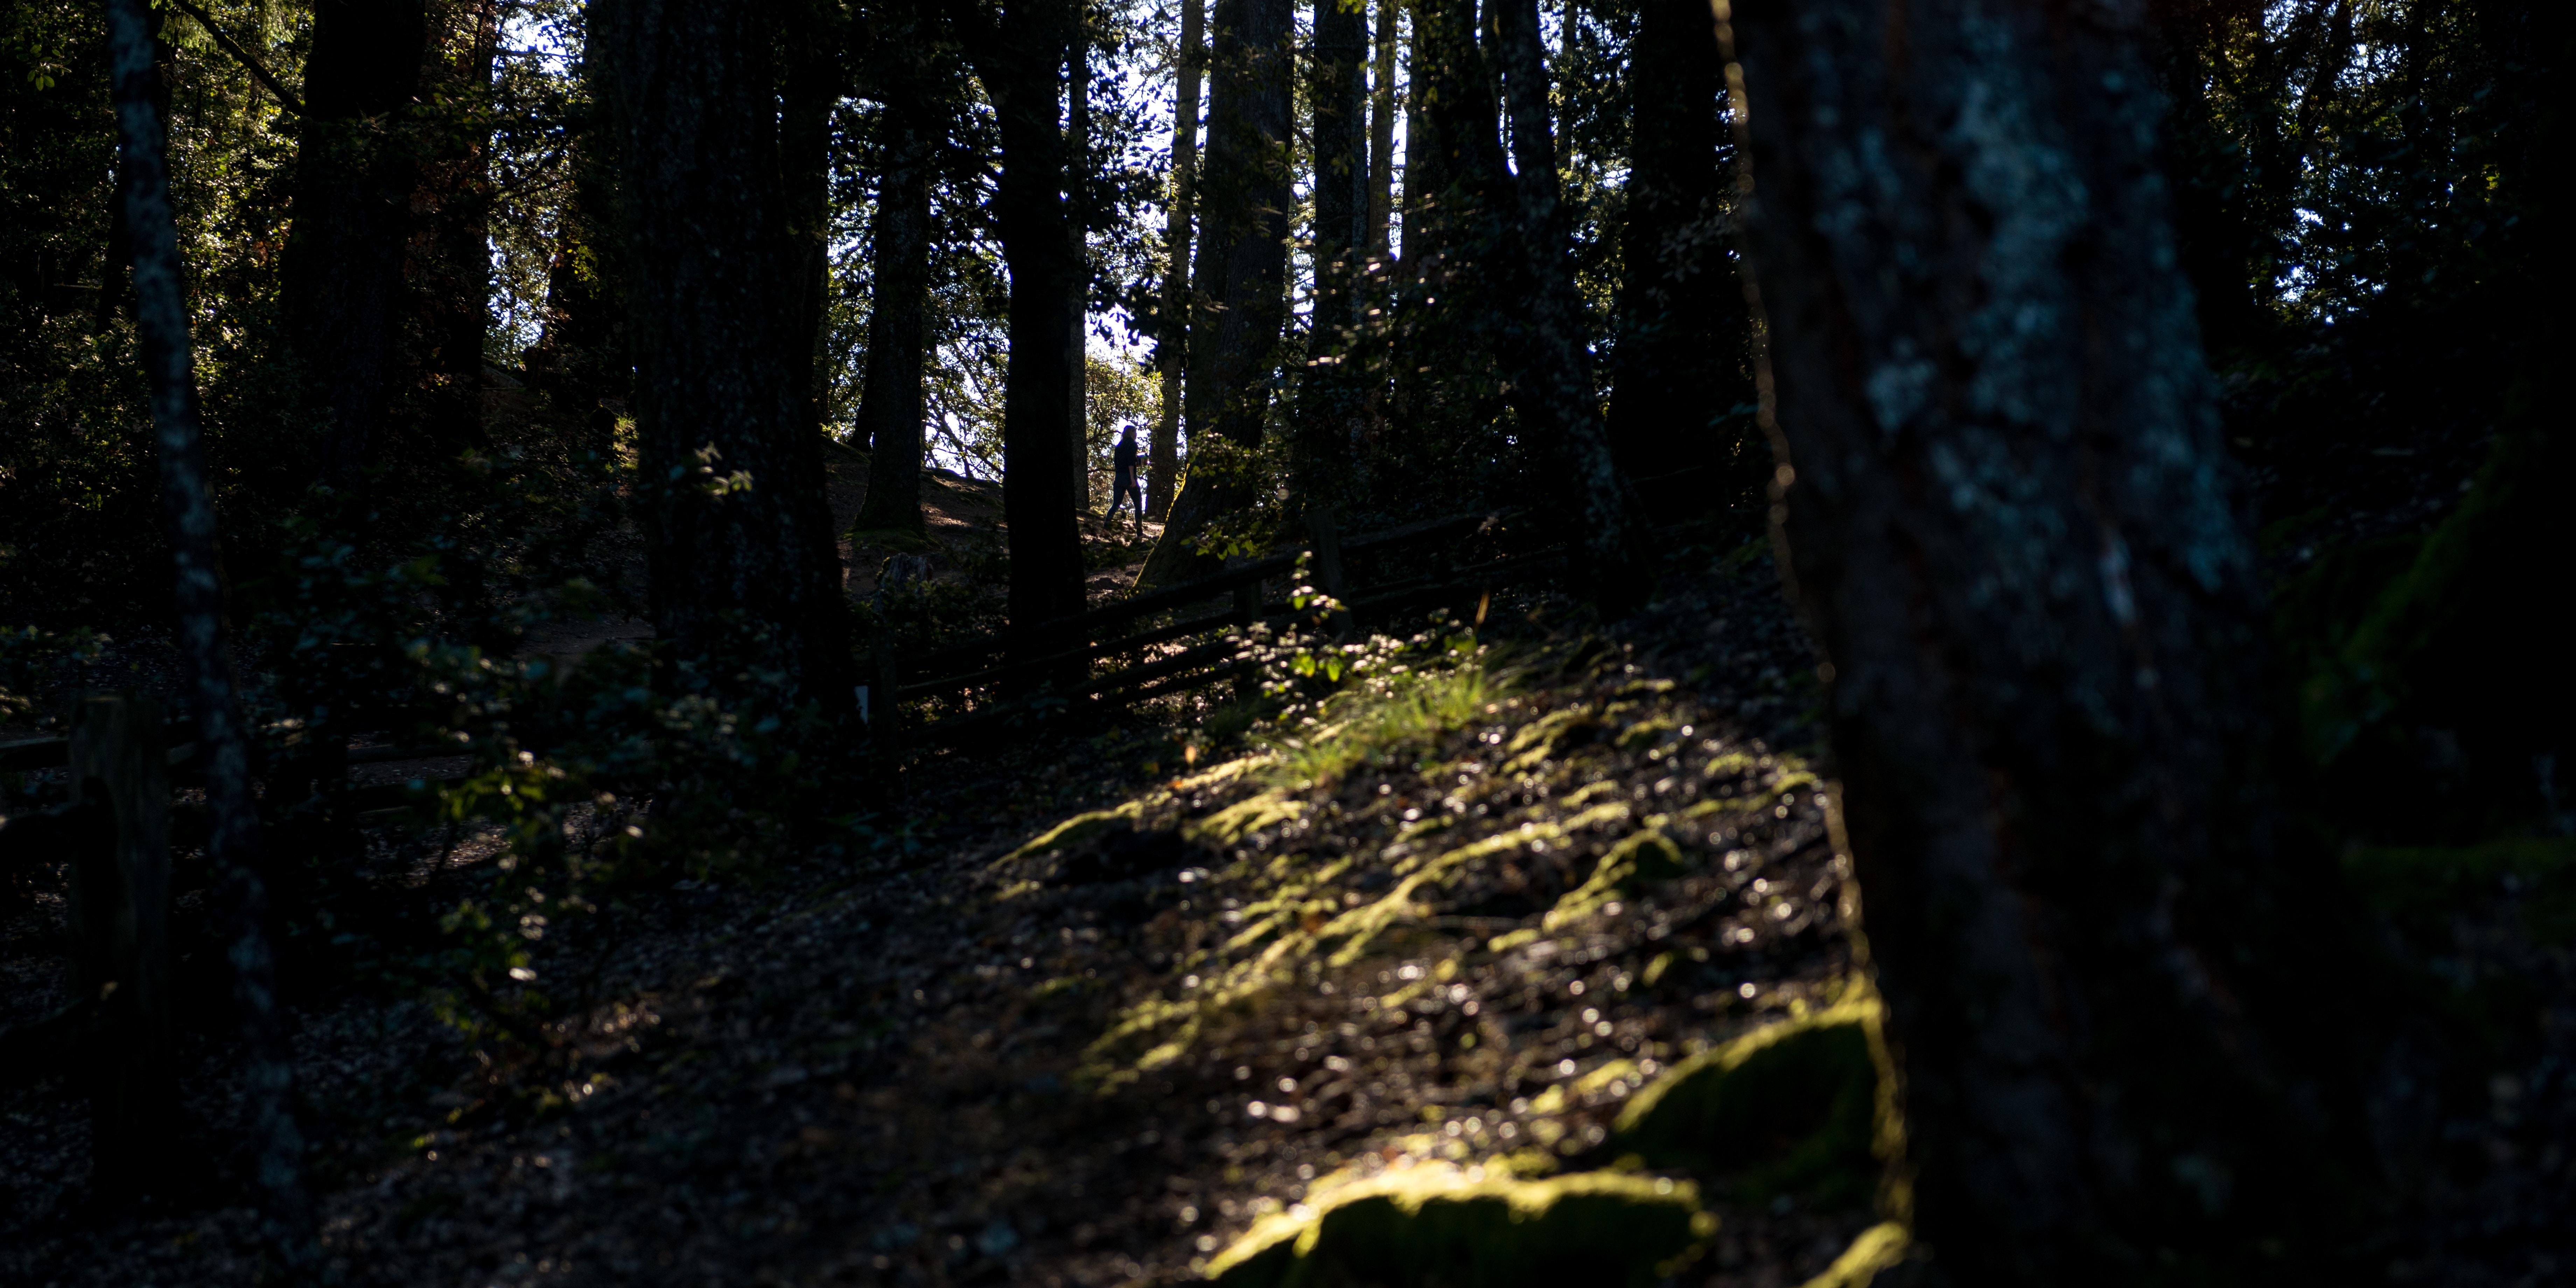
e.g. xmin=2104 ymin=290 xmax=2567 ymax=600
xmin=164 ymin=0 xmax=304 ymax=115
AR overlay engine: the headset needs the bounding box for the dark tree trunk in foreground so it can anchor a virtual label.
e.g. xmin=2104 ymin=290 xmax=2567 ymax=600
xmin=1149 ymin=0 xmax=1205 ymax=522
xmin=1140 ymin=0 xmax=1293 ymax=588
xmin=594 ymin=0 xmax=853 ymax=716
xmin=1490 ymin=0 xmax=1647 ymax=614
xmin=1720 ymin=0 xmax=2370 ymax=1280
xmin=280 ymin=0 xmax=427 ymax=492
xmin=851 ymin=96 xmax=935 ymax=535
xmin=969 ymin=0 xmax=1087 ymax=631
xmin=105 ymin=0 xmax=315 ymax=1270
xmin=1605 ymin=0 xmax=1752 ymax=526
xmin=1290 ymin=0 xmax=1368 ymax=513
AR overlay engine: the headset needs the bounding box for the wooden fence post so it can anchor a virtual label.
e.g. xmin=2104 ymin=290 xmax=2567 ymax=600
xmin=1304 ymin=509 xmax=1355 ymax=638
xmin=870 ymin=633 xmax=903 ymax=800
xmin=1231 ymin=566 xmax=1262 ymax=704
xmin=65 ymin=691 xmax=177 ymax=1195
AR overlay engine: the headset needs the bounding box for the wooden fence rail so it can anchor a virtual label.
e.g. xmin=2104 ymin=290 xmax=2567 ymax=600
xmin=882 ymin=511 xmax=1561 ymax=751
xmin=0 ymin=511 xmax=1564 ymax=776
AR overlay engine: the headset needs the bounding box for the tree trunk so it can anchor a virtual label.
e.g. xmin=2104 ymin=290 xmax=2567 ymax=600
xmin=969 ymin=0 xmax=1088 ymax=633
xmin=280 ymin=0 xmax=427 ymax=494
xmin=1418 ymin=0 xmax=1647 ymax=613
xmin=1604 ymin=0 xmax=1752 ymax=527
xmin=851 ymin=97 xmax=935 ymax=536
xmin=1149 ymin=0 xmax=1205 ymax=522
xmin=1066 ymin=27 xmax=1093 ymax=517
xmin=412 ymin=0 xmax=497 ymax=459
xmin=523 ymin=158 xmax=627 ymax=461
xmin=1292 ymin=0 xmax=1369 ymax=512
xmin=593 ymin=0 xmax=854 ymax=717
xmin=1139 ymin=0 xmax=1294 ymax=588
xmin=1493 ymin=0 xmax=1646 ymax=612
xmin=1396 ymin=0 xmax=1446 ymax=277
xmin=104 ymin=0 xmax=315 ymax=1268
xmin=779 ymin=0 xmax=845 ymax=443
xmin=1367 ymin=0 xmax=1398 ymax=257
xmin=65 ymin=693 xmax=175 ymax=1199
xmin=1718 ymin=0 xmax=2371 ymax=1279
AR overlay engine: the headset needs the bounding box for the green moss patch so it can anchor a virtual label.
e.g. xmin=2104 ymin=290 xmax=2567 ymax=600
xmin=1544 ymin=829 xmax=1686 ymax=932
xmin=1207 ymin=1167 xmax=1711 ymax=1288
xmin=1002 ymin=802 xmax=1148 ymax=864
xmin=1615 ymin=993 xmax=1895 ymax=1209
xmin=1798 ymin=1221 xmax=1913 ymax=1288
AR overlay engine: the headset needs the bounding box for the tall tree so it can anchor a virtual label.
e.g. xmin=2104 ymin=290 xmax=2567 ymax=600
xmin=1414 ymin=0 xmax=1646 ymax=612
xmin=1366 ymin=0 xmax=1398 ymax=256
xmin=1603 ymin=0 xmax=1752 ymax=526
xmin=1492 ymin=0 xmax=1646 ymax=611
xmin=592 ymin=0 xmax=854 ymax=715
xmin=850 ymin=84 xmax=938 ymax=535
xmin=1148 ymin=0 xmax=1206 ymax=521
xmin=104 ymin=0 xmax=313 ymax=1269
xmin=1718 ymin=0 xmax=2372 ymax=1279
xmin=1290 ymin=0 xmax=1370 ymax=512
xmin=412 ymin=0 xmax=499 ymax=458
xmin=1395 ymin=0 xmax=1445 ymax=279
xmin=280 ymin=0 xmax=427 ymax=492
xmin=1066 ymin=21 xmax=1094 ymax=516
xmin=779 ymin=0 xmax=848 ymax=444
xmin=522 ymin=152 xmax=627 ymax=461
xmin=1138 ymin=0 xmax=1294 ymax=586
xmin=964 ymin=0 xmax=1088 ymax=631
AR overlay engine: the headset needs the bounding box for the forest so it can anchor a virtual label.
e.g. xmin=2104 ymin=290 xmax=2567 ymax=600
xmin=0 ymin=0 xmax=2566 ymax=1283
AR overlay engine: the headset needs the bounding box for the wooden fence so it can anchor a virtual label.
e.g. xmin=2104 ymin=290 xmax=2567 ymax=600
xmin=0 ymin=511 xmax=1566 ymax=778
xmin=876 ymin=510 xmax=1562 ymax=751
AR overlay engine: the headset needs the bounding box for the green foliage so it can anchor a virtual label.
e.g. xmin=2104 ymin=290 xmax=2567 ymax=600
xmin=1253 ymin=642 xmax=1497 ymax=790
xmin=0 ymin=624 xmax=104 ymax=728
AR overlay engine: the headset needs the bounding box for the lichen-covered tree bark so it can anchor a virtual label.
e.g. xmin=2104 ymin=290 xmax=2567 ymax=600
xmin=1139 ymin=0 xmax=1293 ymax=588
xmin=105 ymin=0 xmax=314 ymax=1268
xmin=593 ymin=0 xmax=853 ymax=716
xmin=1604 ymin=0 xmax=1754 ymax=526
xmin=280 ymin=0 xmax=426 ymax=493
xmin=1718 ymin=0 xmax=2371 ymax=1280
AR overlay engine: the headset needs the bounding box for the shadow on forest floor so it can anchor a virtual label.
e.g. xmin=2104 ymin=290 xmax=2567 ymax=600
xmin=4 ymin=538 xmax=1919 ymax=1286
xmin=2 ymin=531 xmax=2568 ymax=1286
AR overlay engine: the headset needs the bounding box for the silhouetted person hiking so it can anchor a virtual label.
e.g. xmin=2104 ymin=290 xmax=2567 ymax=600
xmin=1110 ymin=424 xmax=1145 ymax=526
